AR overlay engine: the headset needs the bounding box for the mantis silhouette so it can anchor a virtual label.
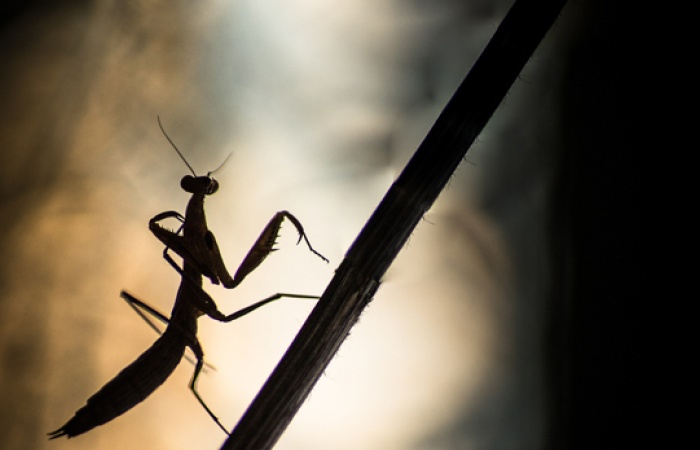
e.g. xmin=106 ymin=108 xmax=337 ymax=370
xmin=48 ymin=119 xmax=327 ymax=439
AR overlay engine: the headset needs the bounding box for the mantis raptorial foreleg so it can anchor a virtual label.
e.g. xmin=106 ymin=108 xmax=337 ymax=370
xmin=228 ymin=210 xmax=329 ymax=288
xmin=150 ymin=117 xmax=327 ymax=292
xmin=150 ymin=209 xmax=328 ymax=290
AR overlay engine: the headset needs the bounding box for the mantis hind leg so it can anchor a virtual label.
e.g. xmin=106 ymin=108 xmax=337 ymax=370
xmin=188 ymin=340 xmax=229 ymax=435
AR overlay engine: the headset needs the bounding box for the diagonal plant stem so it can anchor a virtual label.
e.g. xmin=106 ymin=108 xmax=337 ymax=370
xmin=221 ymin=0 xmax=568 ymax=448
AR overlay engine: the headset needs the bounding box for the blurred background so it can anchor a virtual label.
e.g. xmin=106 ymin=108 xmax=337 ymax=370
xmin=1 ymin=1 xmax=648 ymax=449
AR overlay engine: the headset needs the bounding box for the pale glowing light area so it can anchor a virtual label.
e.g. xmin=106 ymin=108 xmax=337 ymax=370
xmin=275 ymin=226 xmax=507 ymax=450
xmin=191 ymin=3 xmax=510 ymax=446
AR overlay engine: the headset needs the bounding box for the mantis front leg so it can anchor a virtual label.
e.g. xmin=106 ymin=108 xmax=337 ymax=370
xmin=226 ymin=211 xmax=328 ymax=289
xmin=150 ymin=210 xmax=328 ymax=289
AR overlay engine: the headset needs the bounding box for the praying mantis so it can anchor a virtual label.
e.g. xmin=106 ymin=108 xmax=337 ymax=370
xmin=48 ymin=119 xmax=327 ymax=439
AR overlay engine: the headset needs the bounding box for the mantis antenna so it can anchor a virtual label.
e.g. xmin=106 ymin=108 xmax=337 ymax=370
xmin=207 ymin=152 xmax=233 ymax=177
xmin=157 ymin=116 xmax=233 ymax=178
xmin=157 ymin=116 xmax=197 ymax=177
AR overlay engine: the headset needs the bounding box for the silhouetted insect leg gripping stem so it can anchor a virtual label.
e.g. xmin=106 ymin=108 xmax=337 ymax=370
xmin=181 ymin=290 xmax=319 ymax=434
xmin=197 ymin=291 xmax=320 ymax=324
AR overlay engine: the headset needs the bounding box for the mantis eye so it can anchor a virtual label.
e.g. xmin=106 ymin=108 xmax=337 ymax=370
xmin=180 ymin=175 xmax=197 ymax=193
xmin=206 ymin=179 xmax=219 ymax=195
